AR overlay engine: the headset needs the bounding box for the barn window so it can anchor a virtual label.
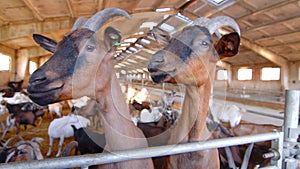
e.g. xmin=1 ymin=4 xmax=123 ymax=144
xmin=0 ymin=53 xmax=11 ymax=71
xmin=216 ymin=70 xmax=228 ymax=80
xmin=29 ymin=61 xmax=38 ymax=74
xmin=237 ymin=68 xmax=252 ymax=80
xmin=261 ymin=67 xmax=280 ymax=81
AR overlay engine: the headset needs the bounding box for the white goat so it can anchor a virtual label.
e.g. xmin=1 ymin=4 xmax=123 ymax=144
xmin=47 ymin=114 xmax=90 ymax=157
xmin=67 ymin=96 xmax=90 ymax=113
xmin=210 ymin=102 xmax=244 ymax=128
xmin=0 ymin=104 xmax=7 ymax=130
xmin=161 ymin=90 xmax=176 ymax=110
xmin=47 ymin=102 xmax=63 ymax=118
xmin=3 ymin=92 xmax=32 ymax=104
xmin=139 ymin=107 xmax=163 ymax=123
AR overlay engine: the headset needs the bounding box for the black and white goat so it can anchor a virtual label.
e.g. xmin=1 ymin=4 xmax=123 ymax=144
xmin=71 ymin=125 xmax=105 ymax=155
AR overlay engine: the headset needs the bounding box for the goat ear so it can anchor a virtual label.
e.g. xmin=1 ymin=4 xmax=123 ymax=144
xmin=103 ymin=26 xmax=122 ymax=50
xmin=152 ymin=26 xmax=171 ymax=45
xmin=214 ymin=32 xmax=240 ymax=59
xmin=33 ymin=34 xmax=57 ymax=53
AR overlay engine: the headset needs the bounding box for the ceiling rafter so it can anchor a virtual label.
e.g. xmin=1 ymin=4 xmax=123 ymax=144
xmin=0 ymin=18 xmax=72 ymax=42
xmin=66 ymin=0 xmax=74 ymax=18
xmin=97 ymin=0 xmax=106 ymax=11
xmin=266 ymin=40 xmax=300 ymax=48
xmin=237 ymin=0 xmax=294 ymax=21
xmin=244 ymin=14 xmax=300 ymax=32
xmin=253 ymin=28 xmax=300 ymax=41
xmin=22 ymin=0 xmax=44 ymax=21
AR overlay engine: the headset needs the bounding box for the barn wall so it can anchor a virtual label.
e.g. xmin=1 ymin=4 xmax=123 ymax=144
xmin=215 ymin=61 xmax=300 ymax=94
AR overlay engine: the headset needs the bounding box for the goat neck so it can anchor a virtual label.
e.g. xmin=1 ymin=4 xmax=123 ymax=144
xmin=91 ymin=53 xmax=153 ymax=169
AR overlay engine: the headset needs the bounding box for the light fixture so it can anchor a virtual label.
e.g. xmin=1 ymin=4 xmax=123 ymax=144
xmin=208 ymin=0 xmax=228 ymax=6
xmin=140 ymin=22 xmax=157 ymax=29
xmin=127 ymin=59 xmax=137 ymax=63
xmin=135 ymin=43 xmax=143 ymax=48
xmin=141 ymin=38 xmax=151 ymax=45
xmin=122 ymin=61 xmax=131 ymax=65
xmin=120 ymin=43 xmax=131 ymax=47
xmin=129 ymin=47 xmax=138 ymax=53
xmin=155 ymin=8 xmax=171 ymax=12
xmin=120 ymin=70 xmax=126 ymax=74
xmin=125 ymin=50 xmax=132 ymax=54
xmin=118 ymin=63 xmax=126 ymax=67
xmin=160 ymin=23 xmax=174 ymax=32
xmin=124 ymin=38 xmax=137 ymax=43
xmin=135 ymin=55 xmax=148 ymax=61
xmin=136 ymin=69 xmax=144 ymax=73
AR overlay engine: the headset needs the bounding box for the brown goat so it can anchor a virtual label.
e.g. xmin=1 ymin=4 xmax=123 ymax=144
xmin=148 ymin=16 xmax=240 ymax=169
xmin=27 ymin=8 xmax=153 ymax=169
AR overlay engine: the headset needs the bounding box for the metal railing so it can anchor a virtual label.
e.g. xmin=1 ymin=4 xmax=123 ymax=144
xmin=0 ymin=90 xmax=299 ymax=169
xmin=0 ymin=132 xmax=283 ymax=169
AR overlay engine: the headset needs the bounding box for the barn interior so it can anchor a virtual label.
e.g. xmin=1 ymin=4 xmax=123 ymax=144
xmin=0 ymin=0 xmax=299 ymax=168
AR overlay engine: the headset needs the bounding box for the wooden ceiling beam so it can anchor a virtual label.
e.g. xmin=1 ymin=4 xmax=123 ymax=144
xmin=66 ymin=0 xmax=74 ymax=18
xmin=22 ymin=0 xmax=44 ymax=21
xmin=0 ymin=19 xmax=72 ymax=42
xmin=18 ymin=46 xmax=50 ymax=58
xmin=253 ymin=28 xmax=300 ymax=41
xmin=97 ymin=0 xmax=106 ymax=11
xmin=244 ymin=14 xmax=300 ymax=32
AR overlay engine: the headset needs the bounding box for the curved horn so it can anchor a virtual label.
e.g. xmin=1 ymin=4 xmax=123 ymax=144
xmin=71 ymin=17 xmax=88 ymax=31
xmin=82 ymin=8 xmax=130 ymax=32
xmin=194 ymin=16 xmax=240 ymax=36
xmin=193 ymin=17 xmax=210 ymax=26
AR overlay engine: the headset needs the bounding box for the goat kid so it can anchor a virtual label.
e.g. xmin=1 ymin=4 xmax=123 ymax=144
xmin=47 ymin=114 xmax=90 ymax=157
xmin=71 ymin=125 xmax=105 ymax=155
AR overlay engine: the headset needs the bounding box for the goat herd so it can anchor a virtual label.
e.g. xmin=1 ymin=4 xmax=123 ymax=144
xmin=0 ymin=82 xmax=281 ymax=168
xmin=0 ymin=81 xmax=182 ymax=166
xmin=0 ymin=8 xmax=284 ymax=168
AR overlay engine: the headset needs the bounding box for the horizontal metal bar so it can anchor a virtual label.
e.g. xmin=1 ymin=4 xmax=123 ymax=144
xmin=0 ymin=131 xmax=282 ymax=169
xmin=247 ymin=109 xmax=284 ymax=120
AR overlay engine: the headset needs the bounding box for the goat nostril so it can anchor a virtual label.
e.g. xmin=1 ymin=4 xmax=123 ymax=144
xmin=148 ymin=64 xmax=158 ymax=73
xmin=30 ymin=76 xmax=47 ymax=84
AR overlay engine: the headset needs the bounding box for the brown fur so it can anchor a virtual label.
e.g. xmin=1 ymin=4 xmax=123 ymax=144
xmin=148 ymin=25 xmax=240 ymax=169
xmin=28 ymin=8 xmax=154 ymax=169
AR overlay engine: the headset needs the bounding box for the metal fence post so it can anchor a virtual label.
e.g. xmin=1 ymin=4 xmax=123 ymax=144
xmin=283 ymin=90 xmax=300 ymax=169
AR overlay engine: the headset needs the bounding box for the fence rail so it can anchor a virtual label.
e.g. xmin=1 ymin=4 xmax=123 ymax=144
xmin=0 ymin=131 xmax=282 ymax=169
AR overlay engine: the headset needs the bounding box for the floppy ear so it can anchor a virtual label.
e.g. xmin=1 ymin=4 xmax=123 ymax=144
xmin=152 ymin=26 xmax=171 ymax=45
xmin=33 ymin=34 xmax=57 ymax=53
xmin=103 ymin=26 xmax=122 ymax=50
xmin=214 ymin=32 xmax=240 ymax=59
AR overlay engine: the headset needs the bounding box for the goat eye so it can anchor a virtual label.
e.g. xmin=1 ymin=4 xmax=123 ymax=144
xmin=202 ymin=41 xmax=208 ymax=47
xmin=86 ymin=45 xmax=95 ymax=52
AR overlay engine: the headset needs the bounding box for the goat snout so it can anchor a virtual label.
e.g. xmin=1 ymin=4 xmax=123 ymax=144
xmin=148 ymin=51 xmax=165 ymax=73
xmin=29 ymin=69 xmax=48 ymax=86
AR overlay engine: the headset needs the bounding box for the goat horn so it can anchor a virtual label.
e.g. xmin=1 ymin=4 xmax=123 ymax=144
xmin=71 ymin=17 xmax=88 ymax=31
xmin=82 ymin=8 xmax=130 ymax=32
xmin=193 ymin=17 xmax=210 ymax=26
xmin=3 ymin=137 xmax=15 ymax=148
xmin=195 ymin=16 xmax=240 ymax=36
